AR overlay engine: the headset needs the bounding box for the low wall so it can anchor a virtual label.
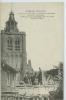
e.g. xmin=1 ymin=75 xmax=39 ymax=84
xmin=16 ymin=85 xmax=56 ymax=95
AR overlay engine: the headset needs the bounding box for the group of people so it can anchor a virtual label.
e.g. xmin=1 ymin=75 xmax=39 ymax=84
xmin=23 ymin=67 xmax=42 ymax=85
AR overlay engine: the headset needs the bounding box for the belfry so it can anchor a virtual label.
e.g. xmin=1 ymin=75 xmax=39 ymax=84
xmin=4 ymin=11 xmax=19 ymax=32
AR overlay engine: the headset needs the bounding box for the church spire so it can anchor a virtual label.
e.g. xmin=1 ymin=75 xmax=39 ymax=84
xmin=9 ymin=11 xmax=15 ymax=21
xmin=4 ymin=11 xmax=19 ymax=33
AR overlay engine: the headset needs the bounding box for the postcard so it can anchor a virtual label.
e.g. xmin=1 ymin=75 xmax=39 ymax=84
xmin=0 ymin=2 xmax=64 ymax=100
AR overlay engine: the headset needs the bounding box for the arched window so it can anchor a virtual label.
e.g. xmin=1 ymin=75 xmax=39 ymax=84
xmin=15 ymin=38 xmax=20 ymax=51
xmin=7 ymin=37 xmax=12 ymax=50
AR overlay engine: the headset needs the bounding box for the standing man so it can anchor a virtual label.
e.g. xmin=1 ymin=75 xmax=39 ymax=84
xmin=38 ymin=67 xmax=42 ymax=85
xmin=23 ymin=73 xmax=28 ymax=84
xmin=31 ymin=73 xmax=35 ymax=85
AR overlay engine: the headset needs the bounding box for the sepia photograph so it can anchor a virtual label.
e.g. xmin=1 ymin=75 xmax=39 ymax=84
xmin=0 ymin=2 xmax=64 ymax=100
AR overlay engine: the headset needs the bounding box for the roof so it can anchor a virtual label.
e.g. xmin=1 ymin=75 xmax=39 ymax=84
xmin=1 ymin=60 xmax=17 ymax=73
xmin=10 ymin=11 xmax=14 ymax=15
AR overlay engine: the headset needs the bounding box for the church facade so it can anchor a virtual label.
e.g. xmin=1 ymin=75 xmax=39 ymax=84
xmin=1 ymin=11 xmax=33 ymax=85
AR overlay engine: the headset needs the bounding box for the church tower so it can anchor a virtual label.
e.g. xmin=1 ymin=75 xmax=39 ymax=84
xmin=1 ymin=11 xmax=27 ymax=84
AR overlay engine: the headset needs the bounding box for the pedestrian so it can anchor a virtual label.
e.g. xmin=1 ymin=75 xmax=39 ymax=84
xmin=31 ymin=73 xmax=35 ymax=85
xmin=38 ymin=67 xmax=42 ymax=85
xmin=23 ymin=73 xmax=28 ymax=84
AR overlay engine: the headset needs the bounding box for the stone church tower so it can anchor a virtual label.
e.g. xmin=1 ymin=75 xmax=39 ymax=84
xmin=1 ymin=11 xmax=27 ymax=84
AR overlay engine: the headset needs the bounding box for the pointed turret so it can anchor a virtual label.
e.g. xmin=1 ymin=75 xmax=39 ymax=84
xmin=4 ymin=11 xmax=19 ymax=32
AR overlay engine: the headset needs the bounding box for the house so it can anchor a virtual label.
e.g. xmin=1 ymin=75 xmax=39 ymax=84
xmin=1 ymin=60 xmax=18 ymax=100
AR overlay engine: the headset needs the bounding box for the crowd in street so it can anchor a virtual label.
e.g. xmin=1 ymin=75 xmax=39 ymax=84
xmin=23 ymin=67 xmax=42 ymax=85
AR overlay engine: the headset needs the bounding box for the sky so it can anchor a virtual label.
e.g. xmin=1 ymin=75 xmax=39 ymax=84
xmin=0 ymin=2 xmax=64 ymax=71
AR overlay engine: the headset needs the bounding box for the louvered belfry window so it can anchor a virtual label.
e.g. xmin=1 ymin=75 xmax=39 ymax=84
xmin=7 ymin=37 xmax=12 ymax=50
xmin=15 ymin=38 xmax=20 ymax=51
